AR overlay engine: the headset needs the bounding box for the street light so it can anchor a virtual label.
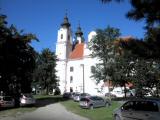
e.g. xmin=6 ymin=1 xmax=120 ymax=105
xmin=80 ymin=64 xmax=85 ymax=93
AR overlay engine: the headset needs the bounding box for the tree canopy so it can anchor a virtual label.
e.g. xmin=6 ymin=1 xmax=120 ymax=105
xmin=89 ymin=26 xmax=121 ymax=84
xmin=33 ymin=48 xmax=59 ymax=95
xmin=0 ymin=14 xmax=38 ymax=97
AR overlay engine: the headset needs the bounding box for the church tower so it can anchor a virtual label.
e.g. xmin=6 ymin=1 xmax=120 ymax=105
xmin=75 ymin=24 xmax=84 ymax=43
xmin=56 ymin=14 xmax=72 ymax=60
xmin=56 ymin=14 xmax=73 ymax=93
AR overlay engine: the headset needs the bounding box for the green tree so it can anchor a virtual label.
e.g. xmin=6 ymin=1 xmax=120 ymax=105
xmin=119 ymin=38 xmax=160 ymax=97
xmin=33 ymin=48 xmax=58 ymax=95
xmin=100 ymin=0 xmax=160 ymax=58
xmin=0 ymin=14 xmax=37 ymax=96
xmin=89 ymin=26 xmax=121 ymax=98
xmin=100 ymin=0 xmax=160 ymax=97
xmin=131 ymin=59 xmax=160 ymax=97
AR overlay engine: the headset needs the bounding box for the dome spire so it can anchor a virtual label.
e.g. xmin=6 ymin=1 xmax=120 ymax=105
xmin=75 ymin=21 xmax=83 ymax=37
xmin=61 ymin=11 xmax=71 ymax=28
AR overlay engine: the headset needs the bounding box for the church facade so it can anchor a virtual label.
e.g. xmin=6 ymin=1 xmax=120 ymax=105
xmin=55 ymin=15 xmax=107 ymax=95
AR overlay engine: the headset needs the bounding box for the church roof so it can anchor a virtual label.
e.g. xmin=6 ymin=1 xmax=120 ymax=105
xmin=61 ymin=15 xmax=71 ymax=28
xmin=75 ymin=25 xmax=83 ymax=37
xmin=69 ymin=43 xmax=84 ymax=59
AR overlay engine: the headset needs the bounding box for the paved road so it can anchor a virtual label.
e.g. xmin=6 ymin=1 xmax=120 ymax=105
xmin=0 ymin=103 xmax=89 ymax=120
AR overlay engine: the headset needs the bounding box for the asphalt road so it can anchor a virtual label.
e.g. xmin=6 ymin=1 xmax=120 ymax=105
xmin=1 ymin=103 xmax=89 ymax=120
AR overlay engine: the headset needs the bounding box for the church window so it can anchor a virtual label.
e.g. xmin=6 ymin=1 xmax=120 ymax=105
xmin=70 ymin=67 xmax=74 ymax=72
xmin=68 ymin=35 xmax=70 ymax=40
xmin=70 ymin=87 xmax=73 ymax=92
xmin=91 ymin=66 xmax=96 ymax=73
xmin=70 ymin=76 xmax=73 ymax=83
xmin=61 ymin=34 xmax=63 ymax=39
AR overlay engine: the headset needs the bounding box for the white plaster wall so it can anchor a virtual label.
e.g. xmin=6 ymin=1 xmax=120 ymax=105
xmin=56 ymin=61 xmax=67 ymax=94
xmin=66 ymin=55 xmax=103 ymax=96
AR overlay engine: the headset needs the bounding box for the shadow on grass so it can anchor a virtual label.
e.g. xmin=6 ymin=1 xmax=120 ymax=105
xmin=35 ymin=95 xmax=69 ymax=107
xmin=0 ymin=95 xmax=69 ymax=112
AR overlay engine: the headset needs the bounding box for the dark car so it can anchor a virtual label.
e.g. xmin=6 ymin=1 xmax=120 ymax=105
xmin=62 ymin=92 xmax=72 ymax=99
xmin=0 ymin=96 xmax=15 ymax=108
xmin=113 ymin=98 xmax=160 ymax=120
xmin=79 ymin=96 xmax=110 ymax=109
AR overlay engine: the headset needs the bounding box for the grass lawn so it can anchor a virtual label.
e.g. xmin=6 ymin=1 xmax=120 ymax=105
xmin=61 ymin=100 xmax=121 ymax=120
xmin=0 ymin=107 xmax=36 ymax=117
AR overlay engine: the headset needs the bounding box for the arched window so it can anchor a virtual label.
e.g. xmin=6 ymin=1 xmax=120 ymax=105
xmin=70 ymin=76 xmax=73 ymax=83
xmin=91 ymin=66 xmax=96 ymax=73
xmin=70 ymin=67 xmax=74 ymax=72
xmin=61 ymin=34 xmax=63 ymax=39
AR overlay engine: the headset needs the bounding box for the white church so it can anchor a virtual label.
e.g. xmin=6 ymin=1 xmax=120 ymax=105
xmin=55 ymin=15 xmax=133 ymax=96
xmin=55 ymin=15 xmax=107 ymax=96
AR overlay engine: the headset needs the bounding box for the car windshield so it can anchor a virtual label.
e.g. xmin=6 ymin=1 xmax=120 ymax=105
xmin=23 ymin=94 xmax=33 ymax=98
xmin=75 ymin=93 xmax=80 ymax=96
xmin=3 ymin=96 xmax=12 ymax=101
xmin=80 ymin=98 xmax=89 ymax=101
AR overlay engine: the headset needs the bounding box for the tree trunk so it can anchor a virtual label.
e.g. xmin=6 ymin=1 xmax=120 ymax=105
xmin=124 ymin=83 xmax=127 ymax=98
xmin=46 ymin=85 xmax=49 ymax=95
xmin=156 ymin=83 xmax=159 ymax=98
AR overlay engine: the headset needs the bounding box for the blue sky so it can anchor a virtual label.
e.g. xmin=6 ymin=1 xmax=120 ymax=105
xmin=0 ymin=0 xmax=145 ymax=52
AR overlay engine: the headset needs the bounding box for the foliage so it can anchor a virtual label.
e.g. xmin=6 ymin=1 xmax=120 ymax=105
xmin=131 ymin=59 xmax=160 ymax=97
xmin=126 ymin=0 xmax=160 ymax=28
xmin=89 ymin=26 xmax=121 ymax=84
xmin=33 ymin=48 xmax=59 ymax=95
xmin=0 ymin=14 xmax=38 ymax=97
xmin=100 ymin=0 xmax=160 ymax=58
xmin=101 ymin=0 xmax=160 ymax=28
xmin=99 ymin=0 xmax=160 ymax=97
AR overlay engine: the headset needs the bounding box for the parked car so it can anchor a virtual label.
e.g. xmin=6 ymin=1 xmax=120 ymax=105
xmin=113 ymin=98 xmax=160 ymax=120
xmin=70 ymin=92 xmax=79 ymax=99
xmin=73 ymin=93 xmax=90 ymax=102
xmin=79 ymin=96 xmax=110 ymax=109
xmin=110 ymin=89 xmax=133 ymax=98
xmin=0 ymin=96 xmax=15 ymax=108
xmin=73 ymin=93 xmax=81 ymax=101
xmin=62 ymin=92 xmax=72 ymax=99
xmin=20 ymin=93 xmax=35 ymax=106
xmin=105 ymin=93 xmax=116 ymax=98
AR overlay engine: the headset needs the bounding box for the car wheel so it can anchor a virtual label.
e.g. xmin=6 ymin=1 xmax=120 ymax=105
xmin=115 ymin=115 xmax=121 ymax=120
xmin=89 ymin=105 xmax=93 ymax=110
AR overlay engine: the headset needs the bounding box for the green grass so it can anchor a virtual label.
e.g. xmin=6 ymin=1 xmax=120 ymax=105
xmin=0 ymin=95 xmax=121 ymax=120
xmin=61 ymin=100 xmax=121 ymax=120
xmin=0 ymin=107 xmax=36 ymax=117
xmin=34 ymin=94 xmax=55 ymax=99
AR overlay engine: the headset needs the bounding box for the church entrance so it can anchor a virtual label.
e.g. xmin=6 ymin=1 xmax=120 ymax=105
xmin=70 ymin=87 xmax=73 ymax=92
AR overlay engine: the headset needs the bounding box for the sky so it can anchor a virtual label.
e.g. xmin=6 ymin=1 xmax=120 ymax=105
xmin=0 ymin=0 xmax=145 ymax=52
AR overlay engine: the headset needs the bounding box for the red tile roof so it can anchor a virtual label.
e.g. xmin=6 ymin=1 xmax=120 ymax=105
xmin=102 ymin=81 xmax=133 ymax=88
xmin=69 ymin=43 xmax=84 ymax=59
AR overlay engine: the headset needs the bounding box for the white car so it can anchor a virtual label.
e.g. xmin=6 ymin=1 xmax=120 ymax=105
xmin=73 ymin=93 xmax=90 ymax=102
xmin=20 ymin=93 xmax=35 ymax=106
xmin=80 ymin=96 xmax=110 ymax=109
xmin=110 ymin=88 xmax=134 ymax=98
xmin=113 ymin=98 xmax=160 ymax=120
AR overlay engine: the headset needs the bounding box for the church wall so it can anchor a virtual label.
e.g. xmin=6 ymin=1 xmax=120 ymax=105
xmin=66 ymin=57 xmax=104 ymax=96
xmin=56 ymin=61 xmax=67 ymax=93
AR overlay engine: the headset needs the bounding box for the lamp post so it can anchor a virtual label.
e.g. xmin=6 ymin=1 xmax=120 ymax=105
xmin=80 ymin=64 xmax=85 ymax=93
